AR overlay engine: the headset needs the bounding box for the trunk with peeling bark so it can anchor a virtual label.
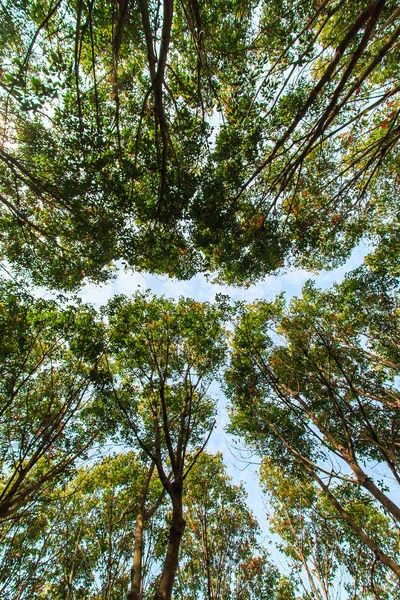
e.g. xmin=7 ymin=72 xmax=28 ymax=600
xmin=154 ymin=485 xmax=185 ymax=600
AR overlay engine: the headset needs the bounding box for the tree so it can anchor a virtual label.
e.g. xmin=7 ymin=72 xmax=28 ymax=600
xmin=226 ymin=266 xmax=400 ymax=578
xmin=1 ymin=2 xmax=400 ymax=583
xmin=0 ymin=0 xmax=255 ymax=286
xmin=0 ymin=448 xmax=299 ymax=600
xmin=0 ymin=451 xmax=167 ymax=599
xmin=104 ymin=291 xmax=227 ymax=600
xmin=127 ymin=460 xmax=166 ymax=600
xmin=0 ymin=276 xmax=105 ymax=521
xmin=196 ymin=0 xmax=400 ymax=283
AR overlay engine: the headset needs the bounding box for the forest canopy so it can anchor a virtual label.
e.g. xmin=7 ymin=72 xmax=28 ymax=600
xmin=1 ymin=0 xmax=400 ymax=599
xmin=1 ymin=0 xmax=399 ymax=287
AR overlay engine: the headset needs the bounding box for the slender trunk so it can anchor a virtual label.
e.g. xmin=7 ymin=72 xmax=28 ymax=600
xmin=128 ymin=507 xmax=145 ymax=600
xmin=273 ymin=421 xmax=400 ymax=577
xmin=291 ymin=388 xmax=400 ymax=523
xmin=155 ymin=485 xmax=185 ymax=600
xmin=350 ymin=461 xmax=400 ymax=524
xmin=128 ymin=463 xmax=155 ymax=600
xmin=202 ymin=510 xmax=212 ymax=600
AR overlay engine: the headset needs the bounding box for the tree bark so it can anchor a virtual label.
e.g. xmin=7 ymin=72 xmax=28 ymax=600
xmin=154 ymin=484 xmax=185 ymax=600
xmin=128 ymin=507 xmax=145 ymax=600
xmin=128 ymin=463 xmax=155 ymax=600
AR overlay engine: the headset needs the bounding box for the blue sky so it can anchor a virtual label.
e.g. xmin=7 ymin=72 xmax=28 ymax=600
xmin=79 ymin=242 xmax=370 ymax=309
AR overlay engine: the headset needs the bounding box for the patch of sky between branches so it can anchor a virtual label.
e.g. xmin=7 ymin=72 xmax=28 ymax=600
xmin=77 ymin=239 xmax=370 ymax=309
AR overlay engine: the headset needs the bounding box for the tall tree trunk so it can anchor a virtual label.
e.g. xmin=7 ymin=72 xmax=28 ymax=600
xmin=128 ymin=506 xmax=145 ymax=600
xmin=154 ymin=485 xmax=185 ymax=600
xmin=128 ymin=463 xmax=155 ymax=600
